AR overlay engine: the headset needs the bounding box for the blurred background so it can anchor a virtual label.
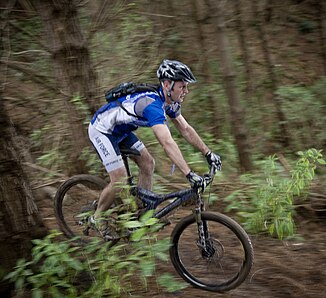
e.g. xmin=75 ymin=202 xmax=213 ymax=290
xmin=1 ymin=0 xmax=325 ymax=176
xmin=1 ymin=0 xmax=325 ymax=179
xmin=1 ymin=0 xmax=326 ymax=297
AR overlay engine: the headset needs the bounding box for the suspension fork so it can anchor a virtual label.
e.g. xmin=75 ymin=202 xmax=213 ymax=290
xmin=194 ymin=193 xmax=209 ymax=251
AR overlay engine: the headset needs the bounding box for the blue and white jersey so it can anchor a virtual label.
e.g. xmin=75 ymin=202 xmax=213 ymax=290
xmin=90 ymin=88 xmax=181 ymax=141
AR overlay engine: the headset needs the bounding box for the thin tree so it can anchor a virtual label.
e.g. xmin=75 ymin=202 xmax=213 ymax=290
xmin=233 ymin=0 xmax=254 ymax=98
xmin=316 ymin=0 xmax=326 ymax=75
xmin=251 ymin=0 xmax=290 ymax=148
xmin=209 ymin=0 xmax=253 ymax=172
xmin=191 ymin=0 xmax=223 ymax=139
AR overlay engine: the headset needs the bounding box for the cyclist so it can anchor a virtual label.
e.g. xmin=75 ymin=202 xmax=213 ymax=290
xmin=88 ymin=59 xmax=221 ymax=237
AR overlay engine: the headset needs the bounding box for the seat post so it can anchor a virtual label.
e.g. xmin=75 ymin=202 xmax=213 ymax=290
xmin=122 ymin=154 xmax=133 ymax=185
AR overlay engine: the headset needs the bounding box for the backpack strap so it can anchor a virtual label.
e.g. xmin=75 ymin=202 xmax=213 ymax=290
xmin=114 ymin=83 xmax=162 ymax=118
xmin=115 ymin=99 xmax=137 ymax=117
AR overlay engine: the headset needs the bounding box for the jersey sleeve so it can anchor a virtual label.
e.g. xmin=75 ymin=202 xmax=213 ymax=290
xmin=142 ymin=100 xmax=166 ymax=126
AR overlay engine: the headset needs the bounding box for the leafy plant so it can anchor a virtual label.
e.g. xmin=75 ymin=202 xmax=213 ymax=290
xmin=276 ymin=81 xmax=326 ymax=151
xmin=225 ymin=149 xmax=325 ymax=239
xmin=5 ymin=211 xmax=186 ymax=297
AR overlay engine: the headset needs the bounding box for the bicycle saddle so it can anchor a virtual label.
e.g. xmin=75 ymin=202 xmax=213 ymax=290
xmin=120 ymin=148 xmax=141 ymax=156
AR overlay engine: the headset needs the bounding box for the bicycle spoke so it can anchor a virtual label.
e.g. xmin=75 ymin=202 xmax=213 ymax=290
xmin=182 ymin=222 xmax=244 ymax=283
xmin=170 ymin=212 xmax=253 ymax=292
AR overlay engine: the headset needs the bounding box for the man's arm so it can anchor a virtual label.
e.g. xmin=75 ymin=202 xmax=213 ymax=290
xmin=152 ymin=124 xmax=191 ymax=176
xmin=170 ymin=115 xmax=209 ymax=155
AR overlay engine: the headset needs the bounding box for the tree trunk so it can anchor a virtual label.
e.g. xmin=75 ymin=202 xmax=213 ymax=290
xmin=211 ymin=1 xmax=253 ymax=173
xmin=251 ymin=0 xmax=290 ymax=149
xmin=190 ymin=0 xmax=223 ymax=139
xmin=233 ymin=0 xmax=254 ymax=98
xmin=0 ymin=65 xmax=47 ymax=297
xmin=0 ymin=3 xmax=47 ymax=295
xmin=316 ymin=0 xmax=326 ymax=75
xmin=0 ymin=103 xmax=48 ymax=296
xmin=34 ymin=0 xmax=99 ymax=174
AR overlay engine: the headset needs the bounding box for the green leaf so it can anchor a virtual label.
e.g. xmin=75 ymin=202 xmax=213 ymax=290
xmin=139 ymin=210 xmax=155 ymax=222
xmin=124 ymin=220 xmax=143 ymax=228
xmin=157 ymin=273 xmax=188 ymax=292
xmin=143 ymin=217 xmax=159 ymax=226
xmin=32 ymin=289 xmax=44 ymax=298
xmin=317 ymin=159 xmax=326 ymax=164
xmin=131 ymin=227 xmax=147 ymax=241
xmin=140 ymin=260 xmax=155 ymax=277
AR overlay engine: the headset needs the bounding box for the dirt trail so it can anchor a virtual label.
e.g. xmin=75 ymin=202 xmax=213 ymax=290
xmin=36 ymin=191 xmax=326 ymax=298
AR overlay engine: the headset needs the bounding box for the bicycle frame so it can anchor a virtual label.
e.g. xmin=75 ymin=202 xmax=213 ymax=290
xmin=135 ymin=187 xmax=198 ymax=219
xmin=122 ymin=150 xmax=207 ymax=221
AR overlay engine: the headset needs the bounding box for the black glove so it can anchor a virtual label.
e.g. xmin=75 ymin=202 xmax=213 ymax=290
xmin=205 ymin=151 xmax=222 ymax=171
xmin=186 ymin=171 xmax=206 ymax=192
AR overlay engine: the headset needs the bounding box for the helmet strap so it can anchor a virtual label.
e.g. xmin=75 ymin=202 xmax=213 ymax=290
xmin=160 ymin=80 xmax=175 ymax=101
xmin=167 ymin=81 xmax=175 ymax=99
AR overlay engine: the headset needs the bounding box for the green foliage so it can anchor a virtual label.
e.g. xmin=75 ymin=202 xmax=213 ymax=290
xmin=92 ymin=1 xmax=161 ymax=85
xmin=224 ymin=149 xmax=325 ymax=239
xmin=10 ymin=17 xmax=43 ymax=54
xmin=30 ymin=124 xmax=52 ymax=147
xmin=276 ymin=79 xmax=326 ymax=151
xmin=79 ymin=147 xmax=104 ymax=176
xmin=30 ymin=120 xmax=70 ymax=176
xmin=182 ymin=78 xmax=230 ymax=137
xmin=36 ymin=148 xmax=65 ymax=169
xmin=5 ymin=212 xmax=186 ymax=297
xmin=29 ymin=94 xmax=94 ymax=177
xmin=70 ymin=94 xmax=91 ymax=125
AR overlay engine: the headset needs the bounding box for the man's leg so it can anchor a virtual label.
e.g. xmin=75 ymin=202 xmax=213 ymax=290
xmin=131 ymin=147 xmax=155 ymax=190
xmin=88 ymin=124 xmax=127 ymax=218
xmin=94 ymin=166 xmax=127 ymax=218
xmin=93 ymin=167 xmax=129 ymax=239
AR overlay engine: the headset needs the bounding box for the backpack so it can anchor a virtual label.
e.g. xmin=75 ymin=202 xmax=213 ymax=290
xmin=105 ymin=82 xmax=161 ymax=103
xmin=104 ymin=82 xmax=162 ymax=117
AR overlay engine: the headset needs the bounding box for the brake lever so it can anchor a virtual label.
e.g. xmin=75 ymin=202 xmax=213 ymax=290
xmin=192 ymin=166 xmax=218 ymax=194
xmin=209 ymin=164 xmax=218 ymax=176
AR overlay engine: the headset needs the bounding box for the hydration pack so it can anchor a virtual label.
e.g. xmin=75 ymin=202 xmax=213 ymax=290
xmin=105 ymin=82 xmax=161 ymax=103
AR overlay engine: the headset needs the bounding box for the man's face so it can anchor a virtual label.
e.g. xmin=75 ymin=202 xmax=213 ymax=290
xmin=168 ymin=81 xmax=189 ymax=103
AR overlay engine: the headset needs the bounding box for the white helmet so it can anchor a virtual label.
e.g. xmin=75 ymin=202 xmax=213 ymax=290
xmin=157 ymin=59 xmax=196 ymax=83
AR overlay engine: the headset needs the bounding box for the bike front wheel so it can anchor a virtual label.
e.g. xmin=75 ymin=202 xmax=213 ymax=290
xmin=170 ymin=211 xmax=253 ymax=292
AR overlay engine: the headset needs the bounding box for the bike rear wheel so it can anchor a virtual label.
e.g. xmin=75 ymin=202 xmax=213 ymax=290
xmin=170 ymin=211 xmax=253 ymax=292
xmin=54 ymin=174 xmax=108 ymax=242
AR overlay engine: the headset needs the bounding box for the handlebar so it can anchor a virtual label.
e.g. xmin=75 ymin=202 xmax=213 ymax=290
xmin=193 ymin=164 xmax=219 ymax=194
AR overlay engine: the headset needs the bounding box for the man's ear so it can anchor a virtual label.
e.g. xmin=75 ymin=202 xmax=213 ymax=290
xmin=163 ymin=80 xmax=171 ymax=89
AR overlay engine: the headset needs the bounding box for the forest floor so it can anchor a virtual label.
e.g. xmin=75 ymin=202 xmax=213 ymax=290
xmin=35 ymin=184 xmax=326 ymax=298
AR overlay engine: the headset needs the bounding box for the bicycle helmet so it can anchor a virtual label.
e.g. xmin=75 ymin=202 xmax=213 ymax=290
xmin=157 ymin=59 xmax=197 ymax=83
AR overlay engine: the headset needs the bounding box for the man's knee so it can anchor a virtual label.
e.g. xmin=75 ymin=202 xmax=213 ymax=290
xmin=109 ymin=167 xmax=128 ymax=184
xmin=141 ymin=153 xmax=155 ymax=174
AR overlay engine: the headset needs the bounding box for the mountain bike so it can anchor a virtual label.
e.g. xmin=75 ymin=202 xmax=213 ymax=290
xmin=54 ymin=148 xmax=253 ymax=292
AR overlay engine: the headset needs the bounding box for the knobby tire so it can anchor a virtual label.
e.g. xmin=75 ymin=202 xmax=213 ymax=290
xmin=169 ymin=211 xmax=253 ymax=292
